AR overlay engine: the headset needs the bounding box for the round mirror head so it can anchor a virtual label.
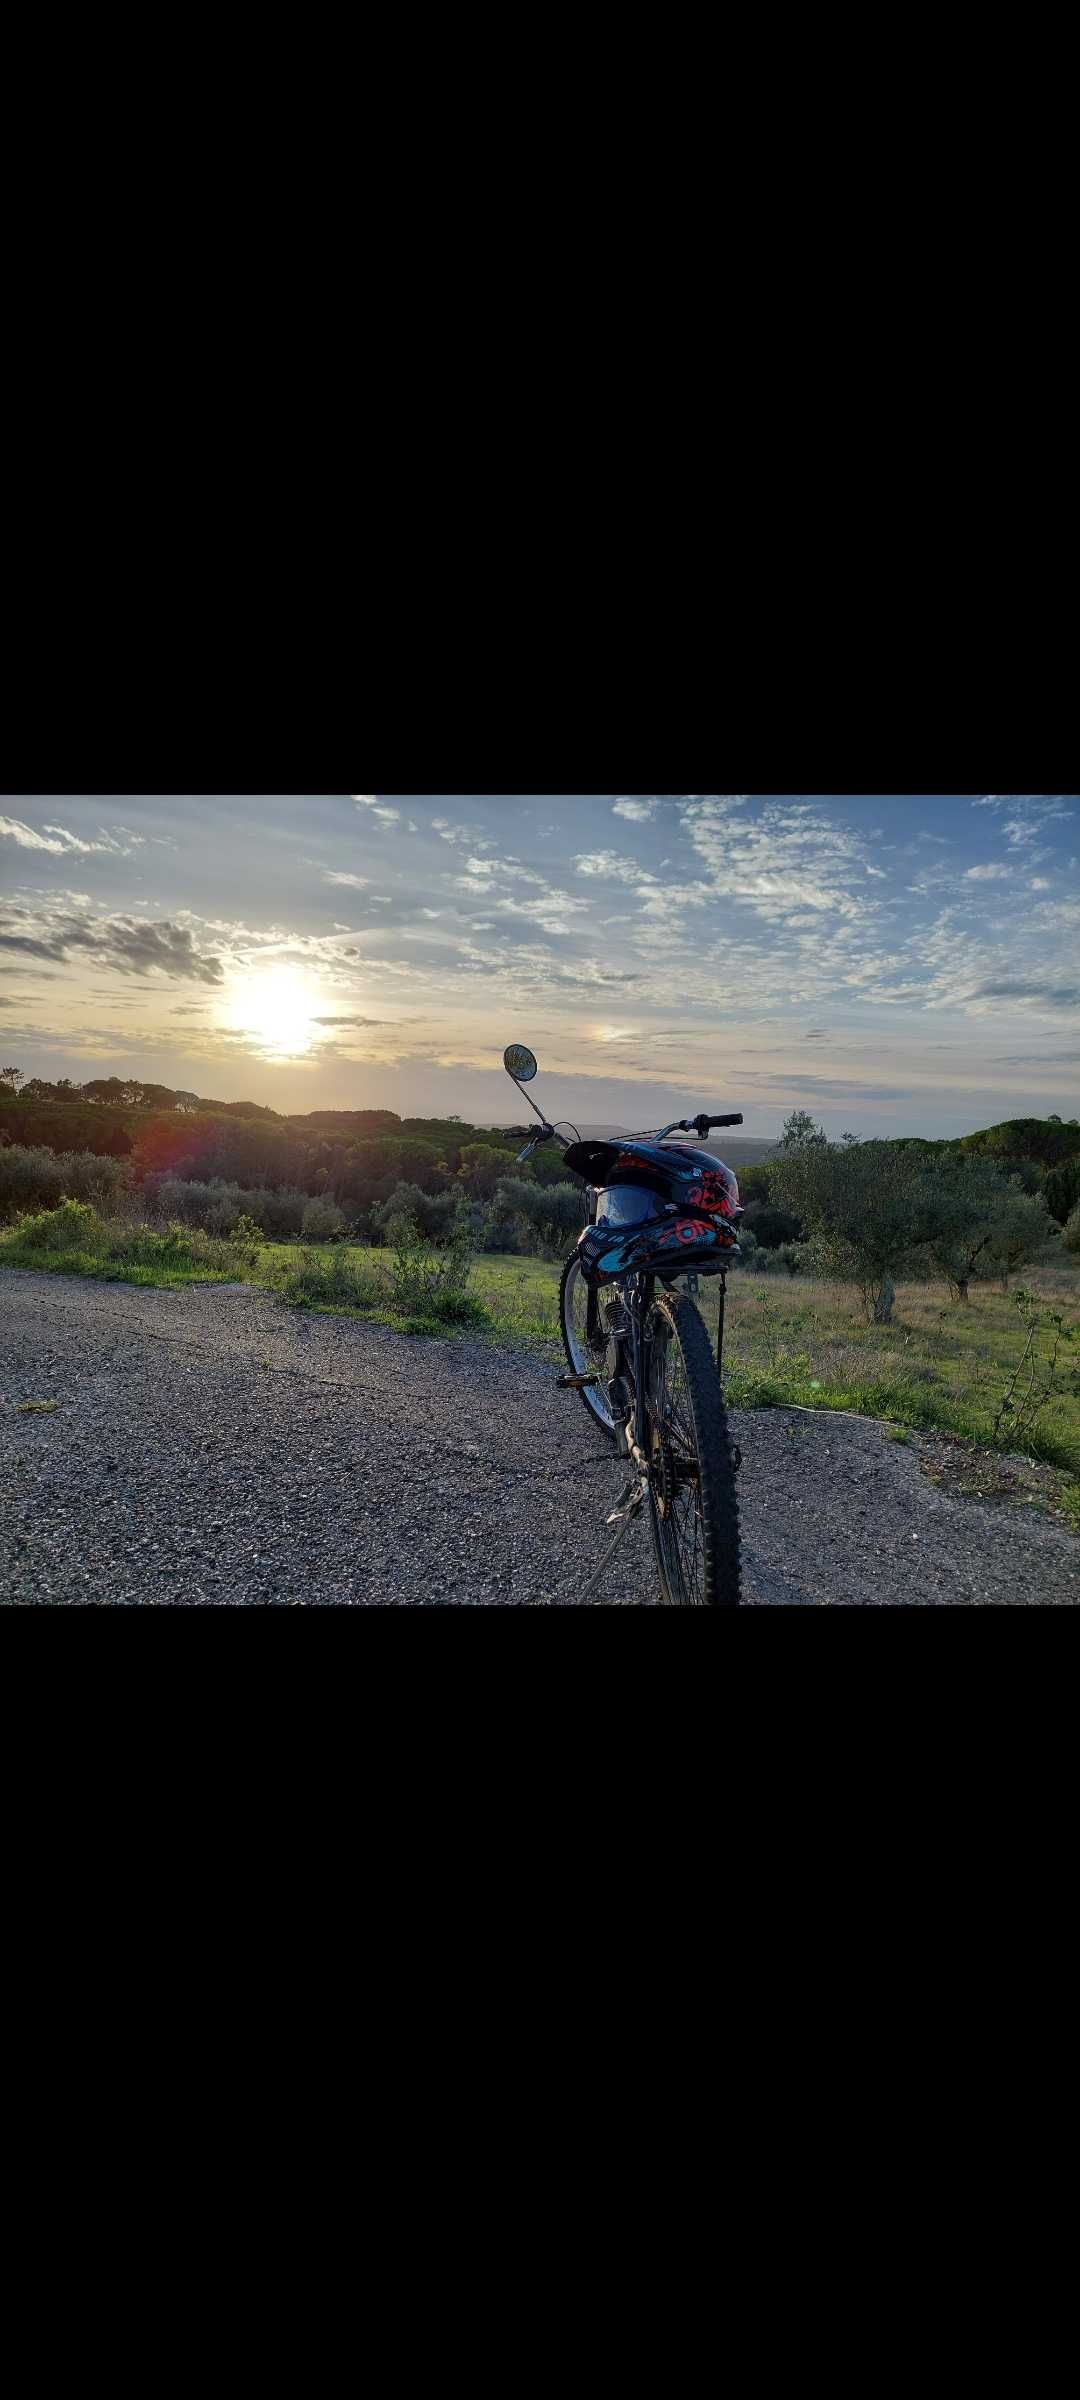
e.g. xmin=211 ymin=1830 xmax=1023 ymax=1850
xmin=503 ymin=1044 xmax=538 ymax=1083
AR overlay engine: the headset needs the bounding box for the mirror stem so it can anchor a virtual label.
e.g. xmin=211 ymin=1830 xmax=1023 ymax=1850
xmin=504 ymin=1065 xmax=551 ymax=1128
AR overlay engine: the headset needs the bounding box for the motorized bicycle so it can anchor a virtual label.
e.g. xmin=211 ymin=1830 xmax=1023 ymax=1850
xmin=502 ymin=1042 xmax=744 ymax=1606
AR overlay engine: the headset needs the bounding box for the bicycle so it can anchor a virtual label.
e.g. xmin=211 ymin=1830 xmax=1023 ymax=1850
xmin=501 ymin=1042 xmax=744 ymax=1606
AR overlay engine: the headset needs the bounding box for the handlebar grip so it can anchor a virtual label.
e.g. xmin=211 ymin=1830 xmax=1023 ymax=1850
xmin=710 ymin=1113 xmax=743 ymax=1127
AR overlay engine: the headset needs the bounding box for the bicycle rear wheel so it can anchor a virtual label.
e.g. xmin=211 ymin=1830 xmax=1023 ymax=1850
xmin=644 ymin=1287 xmax=740 ymax=1606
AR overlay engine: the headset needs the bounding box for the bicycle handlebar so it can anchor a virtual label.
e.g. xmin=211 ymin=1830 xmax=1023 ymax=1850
xmin=650 ymin=1111 xmax=744 ymax=1141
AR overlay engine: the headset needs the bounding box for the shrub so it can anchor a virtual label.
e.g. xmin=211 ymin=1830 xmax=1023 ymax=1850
xmin=301 ymin=1195 xmax=347 ymax=1243
xmin=2 ymin=1199 xmax=257 ymax=1279
xmin=143 ymin=1175 xmax=309 ymax=1239
xmin=9 ymin=1197 xmax=106 ymax=1253
xmin=741 ymin=1201 xmax=802 ymax=1249
xmin=0 ymin=1143 xmax=130 ymax=1222
xmin=1045 ymin=1155 xmax=1080 ymax=1226
xmin=388 ymin=1202 xmax=484 ymax=1325
xmin=491 ymin=1177 xmax=586 ymax=1259
xmin=1063 ymin=1203 xmax=1080 ymax=1259
xmin=746 ymin=1239 xmax=802 ymax=1274
xmin=273 ymin=1246 xmax=387 ymax=1311
xmin=370 ymin=1182 xmax=461 ymax=1246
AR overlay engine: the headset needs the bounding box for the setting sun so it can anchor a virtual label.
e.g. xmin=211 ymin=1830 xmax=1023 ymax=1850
xmin=220 ymin=965 xmax=325 ymax=1061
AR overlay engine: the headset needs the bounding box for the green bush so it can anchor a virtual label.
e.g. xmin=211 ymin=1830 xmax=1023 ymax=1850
xmin=745 ymin=1238 xmax=803 ymax=1275
xmin=1063 ymin=1203 xmax=1080 ymax=1259
xmin=1045 ymin=1156 xmax=1080 ymax=1226
xmin=0 ymin=1144 xmax=130 ymax=1222
xmin=144 ymin=1175 xmax=309 ymax=1238
xmin=10 ymin=1196 xmax=106 ymax=1253
xmin=272 ymin=1246 xmax=388 ymax=1311
xmin=301 ymin=1195 xmax=347 ymax=1242
xmin=741 ymin=1201 xmax=802 ymax=1248
xmin=491 ymin=1177 xmax=586 ymax=1259
xmin=2 ymin=1201 xmax=258 ymax=1280
xmin=388 ymin=1203 xmax=485 ymax=1324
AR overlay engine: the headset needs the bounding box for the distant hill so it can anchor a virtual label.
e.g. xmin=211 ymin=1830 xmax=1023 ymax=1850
xmin=486 ymin=1120 xmax=777 ymax=1163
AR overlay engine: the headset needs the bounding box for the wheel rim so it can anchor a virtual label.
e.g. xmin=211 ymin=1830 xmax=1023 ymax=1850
xmin=647 ymin=1313 xmax=707 ymax=1604
xmin=563 ymin=1258 xmax=616 ymax=1435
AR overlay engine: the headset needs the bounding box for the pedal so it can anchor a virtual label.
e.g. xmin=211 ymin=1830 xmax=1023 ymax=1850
xmin=557 ymin=1369 xmax=600 ymax=1390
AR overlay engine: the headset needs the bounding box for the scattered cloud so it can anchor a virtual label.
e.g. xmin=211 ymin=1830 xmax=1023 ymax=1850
xmin=353 ymin=795 xmax=400 ymax=824
xmin=574 ymin=851 xmax=656 ymax=886
xmin=1 ymin=815 xmax=131 ymax=857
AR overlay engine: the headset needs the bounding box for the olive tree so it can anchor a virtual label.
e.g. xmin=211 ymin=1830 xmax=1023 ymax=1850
xmin=919 ymin=1157 xmax=1054 ymax=1301
xmin=769 ymin=1138 xmax=927 ymax=1323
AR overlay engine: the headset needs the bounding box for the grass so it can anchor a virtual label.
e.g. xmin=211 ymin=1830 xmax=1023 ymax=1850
xmin=6 ymin=1204 xmax=1079 ymax=1494
xmin=700 ymin=1265 xmax=1080 ymax=1480
xmin=254 ymin=1240 xmax=560 ymax=1340
xmin=0 ymin=1201 xmax=257 ymax=1288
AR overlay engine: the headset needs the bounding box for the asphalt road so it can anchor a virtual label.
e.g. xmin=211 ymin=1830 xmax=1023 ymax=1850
xmin=2 ymin=1270 xmax=1078 ymax=1605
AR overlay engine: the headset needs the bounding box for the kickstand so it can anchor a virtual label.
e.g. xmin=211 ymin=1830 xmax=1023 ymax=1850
xmin=567 ymin=1479 xmax=645 ymax=1605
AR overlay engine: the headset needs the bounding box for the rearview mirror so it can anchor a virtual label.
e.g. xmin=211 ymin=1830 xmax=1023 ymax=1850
xmin=503 ymin=1044 xmax=538 ymax=1083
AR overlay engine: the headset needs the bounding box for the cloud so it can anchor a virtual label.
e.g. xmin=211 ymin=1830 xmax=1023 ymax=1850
xmin=574 ymin=851 xmax=656 ymax=885
xmin=963 ymin=863 xmax=1010 ymax=881
xmin=682 ymin=797 xmax=883 ymax=924
xmin=493 ymin=889 xmax=592 ymax=936
xmin=352 ymin=795 xmax=400 ymax=824
xmin=973 ymin=794 xmax=1074 ymax=849
xmin=612 ymin=797 xmax=658 ymax=822
xmin=322 ymin=871 xmax=369 ymax=889
xmin=969 ymin=977 xmax=1080 ymax=1009
xmin=0 ymin=815 xmax=132 ymax=857
xmin=0 ymin=900 xmax=223 ymax=983
xmin=312 ymin=1014 xmax=385 ymax=1027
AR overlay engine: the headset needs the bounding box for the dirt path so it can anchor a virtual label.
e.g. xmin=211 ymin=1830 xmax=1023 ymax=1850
xmin=1 ymin=1271 xmax=1077 ymax=1604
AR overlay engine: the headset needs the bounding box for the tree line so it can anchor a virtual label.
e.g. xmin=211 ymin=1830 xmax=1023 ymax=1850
xmin=3 ymin=1073 xmax=1078 ymax=1288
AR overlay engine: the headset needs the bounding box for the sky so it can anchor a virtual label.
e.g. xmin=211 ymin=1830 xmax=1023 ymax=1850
xmin=2 ymin=792 xmax=1079 ymax=1137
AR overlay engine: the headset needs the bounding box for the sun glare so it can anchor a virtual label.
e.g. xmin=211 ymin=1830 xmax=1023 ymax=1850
xmin=221 ymin=966 xmax=324 ymax=1061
